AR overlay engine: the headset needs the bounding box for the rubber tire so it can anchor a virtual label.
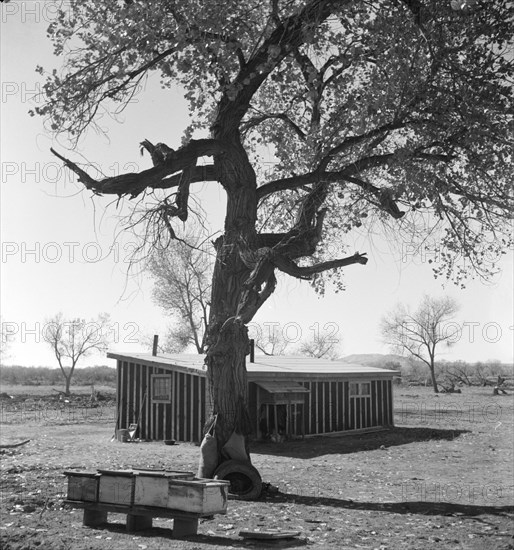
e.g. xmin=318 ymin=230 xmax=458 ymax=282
xmin=213 ymin=459 xmax=263 ymax=501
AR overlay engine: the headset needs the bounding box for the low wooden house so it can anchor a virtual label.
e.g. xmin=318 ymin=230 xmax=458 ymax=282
xmin=107 ymin=352 xmax=398 ymax=443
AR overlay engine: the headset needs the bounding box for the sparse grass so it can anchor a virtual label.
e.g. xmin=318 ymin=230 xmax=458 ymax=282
xmin=0 ymin=384 xmax=116 ymax=396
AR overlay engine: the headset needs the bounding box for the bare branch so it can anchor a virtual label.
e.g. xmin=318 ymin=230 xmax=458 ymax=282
xmin=274 ymin=252 xmax=368 ymax=279
xmin=51 ymin=139 xmax=225 ymax=198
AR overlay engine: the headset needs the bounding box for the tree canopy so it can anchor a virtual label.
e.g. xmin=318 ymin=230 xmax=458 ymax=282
xmin=41 ymin=0 xmax=513 ymax=290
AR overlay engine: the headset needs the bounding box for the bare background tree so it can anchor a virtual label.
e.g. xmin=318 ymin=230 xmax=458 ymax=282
xmin=147 ymin=233 xmax=212 ymax=353
xmin=0 ymin=318 xmax=14 ymax=366
xmin=44 ymin=313 xmax=112 ymax=395
xmin=296 ymin=333 xmax=341 ymax=360
xmin=381 ymin=296 xmax=460 ymax=393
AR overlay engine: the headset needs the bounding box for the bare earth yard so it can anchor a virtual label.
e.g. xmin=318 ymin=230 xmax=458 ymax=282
xmin=0 ymin=386 xmax=513 ymax=550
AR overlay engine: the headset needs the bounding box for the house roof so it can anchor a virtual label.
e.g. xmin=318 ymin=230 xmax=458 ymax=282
xmin=107 ymin=352 xmax=399 ymax=379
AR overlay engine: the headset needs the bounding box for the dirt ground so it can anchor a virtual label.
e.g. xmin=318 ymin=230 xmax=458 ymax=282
xmin=0 ymin=385 xmax=513 ymax=550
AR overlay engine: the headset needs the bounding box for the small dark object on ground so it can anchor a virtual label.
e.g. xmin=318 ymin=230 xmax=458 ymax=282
xmin=0 ymin=439 xmax=30 ymax=449
xmin=239 ymin=528 xmax=301 ymax=540
xmin=164 ymin=439 xmax=176 ymax=445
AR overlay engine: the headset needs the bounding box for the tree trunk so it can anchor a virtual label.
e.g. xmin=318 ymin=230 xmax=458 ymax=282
xmin=429 ymin=363 xmax=439 ymax=393
xmin=202 ymin=136 xmax=259 ymax=470
xmin=64 ymin=375 xmax=72 ymax=396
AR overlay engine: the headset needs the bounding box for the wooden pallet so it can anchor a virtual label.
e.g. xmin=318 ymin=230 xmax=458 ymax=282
xmin=64 ymin=499 xmax=220 ymax=537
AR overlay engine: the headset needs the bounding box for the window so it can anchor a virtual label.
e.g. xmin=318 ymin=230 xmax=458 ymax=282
xmin=151 ymin=375 xmax=172 ymax=403
xmin=349 ymin=382 xmax=371 ymax=397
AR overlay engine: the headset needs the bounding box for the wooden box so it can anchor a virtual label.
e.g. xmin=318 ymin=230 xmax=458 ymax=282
xmin=167 ymin=478 xmax=230 ymax=514
xmin=64 ymin=471 xmax=99 ymax=502
xmin=97 ymin=469 xmax=135 ymax=505
xmin=133 ymin=471 xmax=195 ymax=508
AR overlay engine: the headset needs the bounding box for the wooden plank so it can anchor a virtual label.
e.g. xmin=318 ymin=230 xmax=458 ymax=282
xmin=144 ymin=364 xmax=150 ymax=440
xmin=382 ymin=380 xmax=388 ymax=426
xmin=188 ymin=373 xmax=194 ymax=441
xmin=387 ymin=380 xmax=392 ymax=425
xmin=371 ymin=381 xmax=377 ymax=427
xmin=389 ymin=379 xmax=395 ymax=426
xmin=335 ymin=381 xmax=341 ymax=431
xmin=120 ymin=362 xmax=126 ymax=430
xmin=364 ymin=392 xmax=373 ymax=428
xmin=127 ymin=514 xmax=152 ymax=532
xmin=192 ymin=376 xmax=199 ymax=442
xmin=174 ymin=517 xmax=199 ymax=537
xmin=116 ymin=362 xmax=121 ymax=432
xmin=343 ymin=381 xmax=349 ymax=430
xmin=83 ymin=508 xmax=107 ymax=527
xmin=167 ymin=479 xmax=229 ymax=514
xmin=305 ymin=382 xmax=311 ymax=435
xmin=170 ymin=370 xmax=176 ymax=441
xmin=376 ymin=379 xmax=383 ymax=426
xmin=98 ymin=474 xmax=134 ymax=506
xmin=65 ymin=473 xmax=99 ymax=502
xmin=64 ymin=499 xmax=222 ymax=519
xmin=316 ymin=382 xmax=322 ymax=434
xmin=179 ymin=373 xmax=185 ymax=441
xmin=132 ymin=362 xmax=137 ymax=426
xmin=330 ymin=381 xmax=336 ymax=431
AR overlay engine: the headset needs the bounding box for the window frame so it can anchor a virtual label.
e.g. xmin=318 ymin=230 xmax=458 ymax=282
xmin=349 ymin=381 xmax=371 ymax=397
xmin=151 ymin=374 xmax=172 ymax=403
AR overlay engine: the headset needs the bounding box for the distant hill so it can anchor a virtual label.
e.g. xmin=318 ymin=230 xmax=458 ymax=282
xmin=340 ymin=353 xmax=416 ymax=369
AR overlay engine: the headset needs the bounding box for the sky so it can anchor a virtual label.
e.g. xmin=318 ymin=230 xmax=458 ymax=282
xmin=0 ymin=1 xmax=513 ymax=370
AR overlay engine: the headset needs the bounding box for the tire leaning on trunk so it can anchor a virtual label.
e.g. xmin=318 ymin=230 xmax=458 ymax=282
xmin=213 ymin=459 xmax=263 ymax=501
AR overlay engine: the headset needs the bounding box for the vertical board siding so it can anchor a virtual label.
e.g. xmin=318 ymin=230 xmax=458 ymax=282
xmin=178 ymin=373 xmax=185 ymax=441
xmin=304 ymin=382 xmax=311 ymax=435
xmin=145 ymin=364 xmax=150 ymax=440
xmin=119 ymin=361 xmax=124 ymax=429
xmin=117 ymin=363 xmax=394 ymax=440
xmin=371 ymin=381 xmax=377 ymax=427
xmin=387 ymin=380 xmax=393 ymax=425
xmin=317 ymin=382 xmax=323 ymax=434
xmin=377 ymin=379 xmax=383 ymax=425
xmin=116 ymin=362 xmax=122 ymax=431
xmin=330 ymin=381 xmax=336 ymax=431
xmin=337 ymin=381 xmax=343 ymax=431
xmin=192 ymin=376 xmax=199 ymax=442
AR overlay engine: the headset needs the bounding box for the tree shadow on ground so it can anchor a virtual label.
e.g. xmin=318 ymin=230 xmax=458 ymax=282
xmin=252 ymin=427 xmax=469 ymax=459
xmin=88 ymin=521 xmax=306 ymax=547
xmin=261 ymin=491 xmax=514 ymax=519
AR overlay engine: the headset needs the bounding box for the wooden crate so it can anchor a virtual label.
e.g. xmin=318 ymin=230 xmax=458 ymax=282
xmin=133 ymin=471 xmax=195 ymax=508
xmin=167 ymin=478 xmax=230 ymax=514
xmin=64 ymin=471 xmax=99 ymax=502
xmin=97 ymin=470 xmax=135 ymax=506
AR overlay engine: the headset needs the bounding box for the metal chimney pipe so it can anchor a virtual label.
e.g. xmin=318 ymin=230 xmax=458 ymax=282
xmin=152 ymin=335 xmax=159 ymax=356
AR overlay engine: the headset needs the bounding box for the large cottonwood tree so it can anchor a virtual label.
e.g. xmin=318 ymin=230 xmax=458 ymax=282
xmin=39 ymin=0 xmax=512 ymax=472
